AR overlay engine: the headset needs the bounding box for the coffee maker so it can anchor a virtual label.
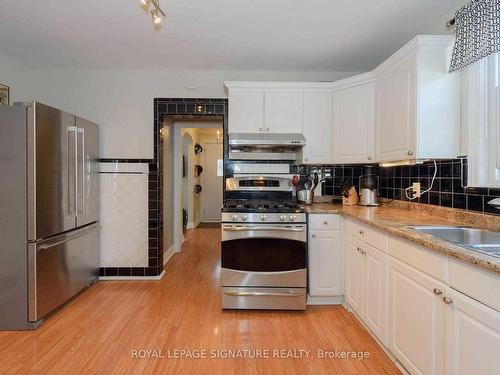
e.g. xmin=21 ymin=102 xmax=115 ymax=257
xmin=359 ymin=166 xmax=379 ymax=206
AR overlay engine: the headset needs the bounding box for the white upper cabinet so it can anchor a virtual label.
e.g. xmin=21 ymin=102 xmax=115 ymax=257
xmin=332 ymin=73 xmax=375 ymax=164
xmin=227 ymin=89 xmax=264 ymax=133
xmin=374 ymin=36 xmax=461 ymax=162
xmin=302 ymin=90 xmax=334 ymax=164
xmin=264 ymin=90 xmax=302 ymax=134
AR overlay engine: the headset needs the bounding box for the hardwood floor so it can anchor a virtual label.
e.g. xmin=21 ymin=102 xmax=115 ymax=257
xmin=0 ymin=228 xmax=400 ymax=374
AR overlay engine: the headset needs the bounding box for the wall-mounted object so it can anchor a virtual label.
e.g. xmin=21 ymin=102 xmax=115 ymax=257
xmin=0 ymin=84 xmax=9 ymax=106
xmin=182 ymin=155 xmax=186 ymax=178
xmin=194 ymin=164 xmax=203 ymax=177
xmin=194 ymin=184 xmax=202 ymax=195
xmin=194 ymin=143 xmax=203 ymax=155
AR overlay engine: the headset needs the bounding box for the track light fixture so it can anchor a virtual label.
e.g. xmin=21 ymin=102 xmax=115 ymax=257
xmin=140 ymin=0 xmax=166 ymax=25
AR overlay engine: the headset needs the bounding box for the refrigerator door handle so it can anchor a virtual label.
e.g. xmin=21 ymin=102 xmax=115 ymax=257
xmin=77 ymin=127 xmax=85 ymax=216
xmin=67 ymin=126 xmax=77 ymax=215
xmin=38 ymin=223 xmax=99 ymax=249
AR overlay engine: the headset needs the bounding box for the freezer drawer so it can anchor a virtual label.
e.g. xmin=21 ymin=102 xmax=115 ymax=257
xmin=28 ymin=223 xmax=99 ymax=322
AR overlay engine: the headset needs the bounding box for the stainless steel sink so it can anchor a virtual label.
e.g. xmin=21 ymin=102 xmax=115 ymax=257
xmin=408 ymin=226 xmax=500 ymax=259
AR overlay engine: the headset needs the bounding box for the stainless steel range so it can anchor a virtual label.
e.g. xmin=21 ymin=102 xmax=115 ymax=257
xmin=221 ymin=174 xmax=307 ymax=310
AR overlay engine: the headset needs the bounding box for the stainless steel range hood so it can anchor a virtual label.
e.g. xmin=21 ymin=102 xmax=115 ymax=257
xmin=228 ymin=133 xmax=306 ymax=160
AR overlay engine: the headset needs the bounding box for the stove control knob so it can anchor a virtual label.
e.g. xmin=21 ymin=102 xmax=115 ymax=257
xmin=280 ymin=214 xmax=286 ymax=221
xmin=260 ymin=214 xmax=266 ymax=221
xmin=232 ymin=214 xmax=238 ymax=221
xmin=241 ymin=214 xmax=248 ymax=221
xmin=289 ymin=215 xmax=297 ymax=221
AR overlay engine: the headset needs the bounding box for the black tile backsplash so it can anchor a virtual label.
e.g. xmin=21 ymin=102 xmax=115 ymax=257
xmin=301 ymin=158 xmax=499 ymax=216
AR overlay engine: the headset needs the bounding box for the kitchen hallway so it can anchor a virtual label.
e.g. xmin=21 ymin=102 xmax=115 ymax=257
xmin=0 ymin=228 xmax=399 ymax=374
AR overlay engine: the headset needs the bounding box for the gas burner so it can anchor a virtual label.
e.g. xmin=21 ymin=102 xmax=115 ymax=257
xmin=222 ymin=199 xmax=303 ymax=213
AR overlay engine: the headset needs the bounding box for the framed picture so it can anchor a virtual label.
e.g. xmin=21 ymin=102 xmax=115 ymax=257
xmin=0 ymin=84 xmax=9 ymax=106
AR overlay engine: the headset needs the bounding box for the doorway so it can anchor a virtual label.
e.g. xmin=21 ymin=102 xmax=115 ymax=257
xmin=163 ymin=119 xmax=223 ymax=256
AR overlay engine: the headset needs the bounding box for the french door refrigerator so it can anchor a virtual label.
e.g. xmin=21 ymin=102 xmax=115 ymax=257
xmin=0 ymin=102 xmax=100 ymax=330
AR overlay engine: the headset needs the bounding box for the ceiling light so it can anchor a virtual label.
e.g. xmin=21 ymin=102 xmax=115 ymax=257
xmin=151 ymin=9 xmax=162 ymax=24
xmin=140 ymin=0 xmax=166 ymax=26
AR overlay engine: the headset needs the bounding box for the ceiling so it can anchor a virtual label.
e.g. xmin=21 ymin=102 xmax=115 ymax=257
xmin=0 ymin=0 xmax=461 ymax=71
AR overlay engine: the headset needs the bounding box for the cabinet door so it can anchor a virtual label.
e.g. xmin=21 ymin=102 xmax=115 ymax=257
xmin=333 ymin=83 xmax=375 ymax=164
xmin=362 ymin=243 xmax=388 ymax=346
xmin=264 ymin=90 xmax=302 ymax=133
xmin=308 ymin=230 xmax=342 ymax=296
xmin=228 ymin=89 xmax=264 ymax=133
xmin=375 ymin=55 xmax=417 ymax=161
xmin=388 ymin=257 xmax=446 ymax=375
xmin=302 ymin=90 xmax=333 ymax=164
xmin=344 ymin=234 xmax=363 ymax=315
xmin=445 ymin=288 xmax=500 ymax=375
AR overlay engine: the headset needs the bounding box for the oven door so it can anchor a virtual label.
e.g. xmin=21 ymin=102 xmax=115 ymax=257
xmin=221 ymin=223 xmax=307 ymax=288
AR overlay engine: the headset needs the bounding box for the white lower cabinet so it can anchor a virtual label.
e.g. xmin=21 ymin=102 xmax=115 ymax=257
xmin=362 ymin=242 xmax=388 ymax=346
xmin=308 ymin=214 xmax=343 ymax=302
xmin=388 ymin=257 xmax=446 ymax=375
xmin=308 ymin=230 xmax=342 ymax=296
xmin=344 ymin=233 xmax=388 ymax=345
xmin=340 ymin=218 xmax=500 ymax=375
xmin=445 ymin=288 xmax=500 ymax=375
xmin=344 ymin=234 xmax=363 ymax=314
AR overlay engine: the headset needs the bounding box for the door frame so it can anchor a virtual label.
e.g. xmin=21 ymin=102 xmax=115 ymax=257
xmin=172 ymin=122 xmax=223 ymax=253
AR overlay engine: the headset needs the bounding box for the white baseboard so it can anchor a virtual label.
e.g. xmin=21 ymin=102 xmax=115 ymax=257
xmin=186 ymin=217 xmax=201 ymax=229
xmin=163 ymin=245 xmax=175 ymax=266
xmin=100 ymin=270 xmax=165 ymax=281
xmin=307 ymin=295 xmax=344 ymax=305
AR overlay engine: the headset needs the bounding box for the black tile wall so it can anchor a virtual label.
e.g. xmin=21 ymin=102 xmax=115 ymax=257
xmin=98 ymin=98 xmax=228 ymax=278
xmin=299 ymin=158 xmax=499 ymax=216
xmin=377 ymin=158 xmax=500 ymax=215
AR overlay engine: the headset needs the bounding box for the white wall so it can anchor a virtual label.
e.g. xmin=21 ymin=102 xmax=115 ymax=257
xmin=0 ymin=61 xmax=360 ymax=158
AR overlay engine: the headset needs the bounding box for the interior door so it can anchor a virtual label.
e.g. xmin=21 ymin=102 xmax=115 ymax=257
xmin=30 ymin=102 xmax=76 ymax=240
xmin=76 ymin=117 xmax=99 ymax=227
xmin=202 ymin=142 xmax=223 ymax=221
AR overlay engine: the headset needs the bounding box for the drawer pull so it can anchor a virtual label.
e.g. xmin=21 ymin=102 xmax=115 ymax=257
xmin=443 ymin=297 xmax=454 ymax=304
xmin=433 ymin=288 xmax=443 ymax=295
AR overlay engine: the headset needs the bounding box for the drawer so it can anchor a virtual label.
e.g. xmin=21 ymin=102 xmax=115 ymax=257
xmin=309 ymin=214 xmax=341 ymax=231
xmin=343 ymin=218 xmax=388 ymax=252
xmin=449 ymin=260 xmax=500 ymax=313
xmin=221 ymin=287 xmax=306 ymax=310
xmin=388 ymin=236 xmax=449 ymax=283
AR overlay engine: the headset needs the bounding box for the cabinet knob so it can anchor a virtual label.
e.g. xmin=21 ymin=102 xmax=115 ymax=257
xmin=368 ymin=156 xmax=372 ymax=161
xmin=443 ymin=297 xmax=454 ymax=304
xmin=407 ymin=150 xmax=414 ymax=156
xmin=266 ymin=128 xmax=270 ymax=131
xmin=356 ymin=247 xmax=361 ymax=252
xmin=359 ymin=230 xmax=364 ymax=235
xmin=259 ymin=128 xmax=263 ymax=132
xmin=305 ymin=158 xmax=309 ymax=162
xmin=323 ymin=221 xmax=328 ymax=225
xmin=433 ymin=288 xmax=443 ymax=296
xmin=312 ymin=234 xmax=317 ymax=238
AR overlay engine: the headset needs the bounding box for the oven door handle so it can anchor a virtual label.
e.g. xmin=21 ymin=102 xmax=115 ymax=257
xmin=224 ymin=290 xmax=304 ymax=297
xmin=223 ymin=226 xmax=304 ymax=232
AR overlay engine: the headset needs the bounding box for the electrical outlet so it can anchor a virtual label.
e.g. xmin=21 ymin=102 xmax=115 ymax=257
xmin=412 ymin=182 xmax=421 ymax=198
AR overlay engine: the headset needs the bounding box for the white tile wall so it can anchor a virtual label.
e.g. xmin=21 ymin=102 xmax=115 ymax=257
xmin=100 ymin=168 xmax=149 ymax=267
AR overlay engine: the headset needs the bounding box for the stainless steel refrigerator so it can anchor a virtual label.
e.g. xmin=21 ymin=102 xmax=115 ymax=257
xmin=0 ymin=102 xmax=100 ymax=330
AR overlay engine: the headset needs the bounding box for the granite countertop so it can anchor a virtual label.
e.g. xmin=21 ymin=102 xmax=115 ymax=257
xmin=302 ymin=201 xmax=500 ymax=275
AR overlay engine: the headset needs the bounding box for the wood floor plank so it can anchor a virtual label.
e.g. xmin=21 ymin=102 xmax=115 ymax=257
xmin=0 ymin=228 xmax=400 ymax=374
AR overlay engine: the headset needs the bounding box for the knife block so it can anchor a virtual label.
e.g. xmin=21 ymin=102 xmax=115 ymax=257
xmin=342 ymin=187 xmax=359 ymax=206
